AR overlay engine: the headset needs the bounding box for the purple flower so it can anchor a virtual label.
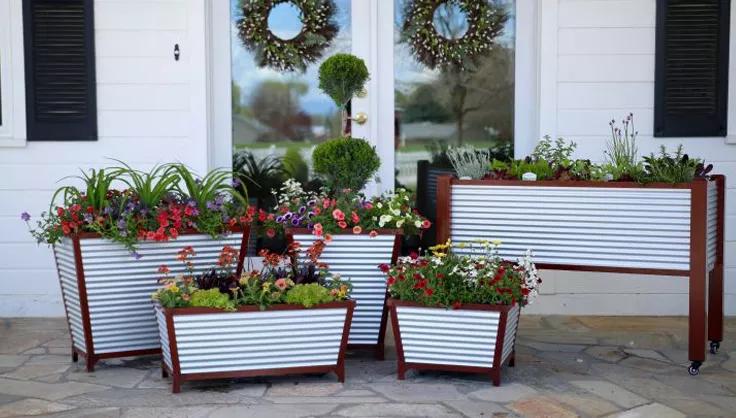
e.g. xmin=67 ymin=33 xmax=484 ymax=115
xmin=132 ymin=251 xmax=143 ymax=260
xmin=187 ymin=200 xmax=197 ymax=208
xmin=231 ymin=178 xmax=241 ymax=188
xmin=307 ymin=200 xmax=316 ymax=207
xmin=284 ymin=212 xmax=293 ymax=221
xmin=306 ymin=211 xmax=314 ymax=219
xmin=206 ymin=201 xmax=217 ymax=210
xmin=20 ymin=212 xmax=30 ymax=222
xmin=103 ymin=207 xmax=113 ymax=215
xmin=298 ymin=206 xmax=307 ymax=215
xmin=117 ymin=219 xmax=127 ymax=230
xmin=222 ymin=214 xmax=230 ymax=223
xmin=215 ymin=195 xmax=225 ymax=206
xmin=291 ymin=218 xmax=301 ymax=226
xmin=307 ymin=222 xmax=314 ymax=230
xmin=190 ymin=207 xmax=199 ymax=217
xmin=83 ymin=213 xmax=94 ymax=223
xmin=276 ymin=216 xmax=284 ymax=223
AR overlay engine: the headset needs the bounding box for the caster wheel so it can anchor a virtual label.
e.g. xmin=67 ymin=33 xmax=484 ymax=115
xmin=710 ymin=341 xmax=720 ymax=355
xmin=688 ymin=361 xmax=702 ymax=376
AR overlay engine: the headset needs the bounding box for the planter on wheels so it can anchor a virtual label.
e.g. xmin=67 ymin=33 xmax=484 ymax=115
xmin=287 ymin=229 xmax=401 ymax=359
xmin=155 ymin=300 xmax=356 ymax=393
xmin=388 ymin=299 xmax=520 ymax=386
xmin=53 ymin=227 xmax=249 ymax=372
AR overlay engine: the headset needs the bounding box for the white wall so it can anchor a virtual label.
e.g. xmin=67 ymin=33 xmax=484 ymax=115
xmin=0 ymin=0 xmax=209 ymax=316
xmin=524 ymin=0 xmax=736 ymax=315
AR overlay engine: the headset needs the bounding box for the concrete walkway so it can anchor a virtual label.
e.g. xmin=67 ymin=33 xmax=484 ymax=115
xmin=0 ymin=316 xmax=734 ymax=417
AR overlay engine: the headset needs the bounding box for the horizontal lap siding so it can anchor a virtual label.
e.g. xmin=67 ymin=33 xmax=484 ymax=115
xmin=530 ymin=0 xmax=736 ymax=313
xmin=0 ymin=0 xmax=206 ymax=317
xmin=171 ymin=308 xmax=348 ymax=375
xmin=451 ymin=185 xmax=692 ymax=270
xmin=292 ymin=234 xmax=395 ymax=345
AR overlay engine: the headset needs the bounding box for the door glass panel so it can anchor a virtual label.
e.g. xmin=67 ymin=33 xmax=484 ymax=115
xmin=394 ymin=0 xmax=515 ymax=246
xmin=230 ymin=0 xmax=351 ymax=207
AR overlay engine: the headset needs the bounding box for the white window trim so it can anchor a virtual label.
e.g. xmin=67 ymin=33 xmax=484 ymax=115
xmin=0 ymin=0 xmax=26 ymax=147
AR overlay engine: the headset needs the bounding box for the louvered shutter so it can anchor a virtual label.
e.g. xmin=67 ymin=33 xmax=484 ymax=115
xmin=655 ymin=0 xmax=730 ymax=137
xmin=23 ymin=0 xmax=97 ymax=141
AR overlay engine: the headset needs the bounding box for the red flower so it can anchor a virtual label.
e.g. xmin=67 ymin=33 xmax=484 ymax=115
xmin=266 ymin=228 xmax=276 ymax=238
xmin=424 ymin=288 xmax=434 ymax=297
xmin=169 ymin=228 xmax=179 ymax=239
xmin=338 ymin=221 xmax=348 ymax=229
xmin=184 ymin=206 xmax=194 ymax=217
xmin=332 ymin=209 xmax=345 ymax=221
xmin=61 ymin=224 xmax=71 ymax=235
xmin=322 ymin=199 xmax=331 ymax=209
xmin=158 ymin=265 xmax=170 ymax=274
xmin=378 ymin=263 xmax=390 ymax=273
xmin=86 ymin=206 xmax=94 ymax=214
xmin=398 ymin=274 xmax=406 ymax=281
xmin=369 ymin=230 xmax=378 ymax=238
xmin=228 ymin=218 xmax=237 ymax=228
xmin=421 ymin=219 xmax=431 ymax=229
xmin=386 ymin=276 xmax=396 ymax=286
xmin=452 ymin=301 xmax=462 ymax=310
xmin=436 ymin=273 xmax=445 ymax=279
xmin=351 ymin=211 xmax=360 ymax=224
xmin=56 ymin=207 xmax=65 ymax=217
xmin=409 ymin=251 xmax=419 ymax=260
xmin=413 ymin=273 xmax=423 ymax=281
xmin=258 ymin=209 xmax=267 ymax=222
xmin=521 ymin=288 xmax=530 ymax=296
xmin=413 ymin=279 xmax=427 ymax=289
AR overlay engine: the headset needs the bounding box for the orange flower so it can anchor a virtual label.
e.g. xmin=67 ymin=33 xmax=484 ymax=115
xmin=158 ymin=265 xmax=170 ymax=274
xmin=324 ymin=234 xmax=333 ymax=243
xmin=352 ymin=226 xmax=362 ymax=234
xmin=332 ymin=209 xmax=345 ymax=221
xmin=369 ymin=230 xmax=378 ymax=238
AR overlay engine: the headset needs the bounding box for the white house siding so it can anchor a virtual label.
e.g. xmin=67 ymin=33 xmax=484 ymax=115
xmin=0 ymin=0 xmax=209 ymax=316
xmin=523 ymin=0 xmax=736 ymax=315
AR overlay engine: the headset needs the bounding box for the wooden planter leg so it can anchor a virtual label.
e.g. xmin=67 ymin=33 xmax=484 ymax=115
xmin=335 ymin=364 xmax=345 ymax=383
xmin=85 ymin=355 xmax=96 ymax=373
xmin=71 ymin=349 xmax=78 ymax=363
xmin=708 ymin=264 xmax=724 ymax=352
xmin=508 ymin=351 xmax=516 ymax=368
xmin=171 ymin=376 xmax=181 ymax=394
xmin=397 ymin=363 xmax=406 ymax=380
xmin=161 ymin=363 xmax=169 ymax=379
xmin=374 ymin=341 xmax=385 ymax=361
xmin=491 ymin=369 xmax=501 ymax=387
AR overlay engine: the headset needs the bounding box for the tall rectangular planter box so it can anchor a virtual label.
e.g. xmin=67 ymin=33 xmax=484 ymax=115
xmin=388 ymin=299 xmax=520 ymax=386
xmin=53 ymin=227 xmax=249 ymax=372
xmin=436 ymin=176 xmax=726 ymax=372
xmin=155 ymin=300 xmax=356 ymax=393
xmin=287 ymin=229 xmax=401 ymax=359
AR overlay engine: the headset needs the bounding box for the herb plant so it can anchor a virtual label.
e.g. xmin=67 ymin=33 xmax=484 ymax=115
xmin=446 ymin=146 xmax=493 ymax=179
xmin=641 ymin=145 xmax=710 ymax=183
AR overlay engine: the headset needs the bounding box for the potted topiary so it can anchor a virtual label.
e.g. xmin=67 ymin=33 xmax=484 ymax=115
xmin=383 ymin=240 xmax=541 ymax=385
xmin=153 ymin=241 xmax=355 ymax=393
xmin=318 ymin=53 xmax=369 ymax=136
xmin=24 ymin=163 xmax=251 ymax=372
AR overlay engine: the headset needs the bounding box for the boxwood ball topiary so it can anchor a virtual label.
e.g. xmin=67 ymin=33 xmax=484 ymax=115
xmin=312 ymin=138 xmax=380 ymax=193
xmin=318 ymin=53 xmax=370 ymax=108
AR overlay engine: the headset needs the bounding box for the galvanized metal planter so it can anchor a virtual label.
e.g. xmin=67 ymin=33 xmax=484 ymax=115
xmin=287 ymin=229 xmax=401 ymax=359
xmin=52 ymin=227 xmax=249 ymax=372
xmin=388 ymin=299 xmax=520 ymax=386
xmin=155 ymin=300 xmax=356 ymax=393
xmin=436 ymin=176 xmax=726 ymax=375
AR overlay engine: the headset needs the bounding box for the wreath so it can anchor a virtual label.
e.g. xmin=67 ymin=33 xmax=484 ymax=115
xmin=402 ymin=0 xmax=507 ymax=70
xmin=237 ymin=0 xmax=338 ymax=72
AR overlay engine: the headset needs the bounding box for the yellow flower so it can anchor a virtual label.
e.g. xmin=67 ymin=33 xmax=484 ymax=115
xmin=492 ymin=239 xmax=502 ymax=246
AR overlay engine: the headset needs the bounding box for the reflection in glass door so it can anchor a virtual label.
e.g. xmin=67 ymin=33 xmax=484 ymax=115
xmin=230 ymin=0 xmax=352 ymax=207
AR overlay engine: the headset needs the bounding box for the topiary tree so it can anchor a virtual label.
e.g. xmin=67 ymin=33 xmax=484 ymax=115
xmin=312 ymin=138 xmax=380 ymax=193
xmin=318 ymin=53 xmax=370 ymax=134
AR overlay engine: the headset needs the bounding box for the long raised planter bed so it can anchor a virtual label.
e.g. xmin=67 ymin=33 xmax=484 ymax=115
xmin=287 ymin=229 xmax=401 ymax=359
xmin=155 ymin=300 xmax=356 ymax=393
xmin=436 ymin=176 xmax=726 ymax=374
xmin=52 ymin=227 xmax=249 ymax=371
xmin=388 ymin=299 xmax=519 ymax=385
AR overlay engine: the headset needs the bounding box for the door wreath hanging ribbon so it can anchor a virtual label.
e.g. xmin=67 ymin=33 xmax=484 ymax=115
xmin=237 ymin=0 xmax=338 ymax=72
xmin=402 ymin=0 xmax=507 ymax=70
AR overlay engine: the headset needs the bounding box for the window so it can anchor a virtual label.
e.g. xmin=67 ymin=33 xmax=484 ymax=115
xmin=23 ymin=0 xmax=97 ymax=141
xmin=655 ymin=0 xmax=730 ymax=137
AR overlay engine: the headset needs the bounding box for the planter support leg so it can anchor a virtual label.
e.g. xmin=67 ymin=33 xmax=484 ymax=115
xmin=71 ymin=349 xmax=78 ymax=363
xmin=491 ymin=369 xmax=501 ymax=387
xmin=85 ymin=356 xmax=96 ymax=373
xmin=508 ymin=351 xmax=515 ymax=368
xmin=161 ymin=364 xmax=169 ymax=379
xmin=172 ymin=376 xmax=181 ymax=394
xmin=688 ymin=181 xmax=708 ymax=373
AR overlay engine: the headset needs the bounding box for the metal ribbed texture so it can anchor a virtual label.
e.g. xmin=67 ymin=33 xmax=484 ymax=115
xmin=169 ymin=308 xmax=348 ymax=375
xmin=706 ymin=181 xmax=718 ymax=271
xmin=396 ymin=306 xmax=500 ymax=368
xmin=155 ymin=308 xmax=172 ymax=371
xmin=501 ymin=305 xmax=519 ymax=363
xmin=292 ymin=233 xmax=395 ymax=345
xmin=451 ymin=185 xmax=692 ymax=270
xmin=53 ymin=240 xmax=86 ymax=352
xmin=54 ymin=233 xmax=244 ymax=355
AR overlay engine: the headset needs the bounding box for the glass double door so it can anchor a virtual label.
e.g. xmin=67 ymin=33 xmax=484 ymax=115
xmin=230 ymin=0 xmax=515 ymax=201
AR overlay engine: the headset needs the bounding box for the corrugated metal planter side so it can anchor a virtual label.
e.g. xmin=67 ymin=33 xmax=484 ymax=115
xmin=388 ymin=299 xmax=520 ymax=386
xmin=155 ymin=300 xmax=356 ymax=393
xmin=52 ymin=227 xmax=249 ymax=372
xmin=287 ymin=229 xmax=402 ymax=360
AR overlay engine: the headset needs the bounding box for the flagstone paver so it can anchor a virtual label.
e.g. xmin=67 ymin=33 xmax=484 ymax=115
xmin=0 ymin=316 xmax=733 ymax=417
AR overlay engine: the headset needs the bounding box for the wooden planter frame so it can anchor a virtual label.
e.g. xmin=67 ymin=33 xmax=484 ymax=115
xmin=388 ymin=299 xmax=520 ymax=386
xmin=157 ymin=300 xmax=356 ymax=393
xmin=436 ymin=175 xmax=726 ymax=374
xmin=53 ymin=226 xmax=250 ymax=372
xmin=286 ymin=228 xmax=402 ymax=360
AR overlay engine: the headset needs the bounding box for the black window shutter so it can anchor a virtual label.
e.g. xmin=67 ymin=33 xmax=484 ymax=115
xmin=655 ymin=0 xmax=730 ymax=137
xmin=23 ymin=0 xmax=97 ymax=141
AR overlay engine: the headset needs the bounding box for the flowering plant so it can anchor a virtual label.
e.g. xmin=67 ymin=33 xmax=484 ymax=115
xmin=23 ymin=164 xmax=250 ymax=256
xmin=153 ymin=240 xmax=351 ymax=311
xmin=381 ymin=240 xmax=541 ymax=308
xmin=260 ymin=179 xmax=430 ymax=238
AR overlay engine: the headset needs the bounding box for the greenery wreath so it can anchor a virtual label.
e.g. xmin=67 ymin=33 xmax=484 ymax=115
xmin=402 ymin=0 xmax=507 ymax=70
xmin=237 ymin=0 xmax=338 ymax=72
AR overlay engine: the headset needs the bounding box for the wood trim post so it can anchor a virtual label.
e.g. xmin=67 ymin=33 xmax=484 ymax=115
xmin=235 ymin=224 xmax=251 ymax=276
xmin=688 ymin=180 xmax=708 ymax=363
xmin=491 ymin=308 xmax=508 ymax=386
xmin=374 ymin=233 xmax=403 ymax=361
xmin=435 ymin=175 xmax=453 ymax=244
xmin=165 ymin=310 xmax=182 ymax=394
xmin=73 ymin=235 xmax=96 ymax=372
xmin=335 ymin=301 xmax=355 ymax=383
xmin=708 ymin=175 xmax=726 ymax=344
xmin=52 ymin=242 xmax=78 ymax=363
xmin=388 ymin=302 xmax=407 ymax=380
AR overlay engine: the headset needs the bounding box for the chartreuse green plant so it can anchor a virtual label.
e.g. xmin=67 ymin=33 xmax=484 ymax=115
xmin=285 ymin=283 xmax=334 ymax=308
xmin=190 ymin=289 xmax=236 ymax=311
xmin=312 ymin=138 xmax=380 ymax=193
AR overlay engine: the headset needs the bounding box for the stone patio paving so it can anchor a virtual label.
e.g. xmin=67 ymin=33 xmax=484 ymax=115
xmin=0 ymin=316 xmax=734 ymax=418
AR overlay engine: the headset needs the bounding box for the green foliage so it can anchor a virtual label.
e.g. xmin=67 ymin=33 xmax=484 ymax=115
xmin=171 ymin=164 xmax=246 ymax=209
xmin=51 ymin=168 xmax=120 ymax=213
xmin=113 ymin=161 xmax=180 ymax=209
xmin=532 ymin=136 xmax=577 ymax=169
xmin=446 ymin=146 xmax=492 ymax=179
xmin=282 ymin=147 xmax=309 ymax=185
xmin=233 ymin=151 xmax=286 ymax=201
xmin=318 ymin=53 xmax=369 ymax=109
xmin=508 ymin=159 xmax=555 ymax=180
xmin=312 ymin=138 xmax=380 ymax=193
xmin=190 ymin=288 xmax=236 ymax=311
xmin=641 ymin=145 xmax=703 ymax=183
xmin=285 ymin=283 xmax=333 ymax=308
